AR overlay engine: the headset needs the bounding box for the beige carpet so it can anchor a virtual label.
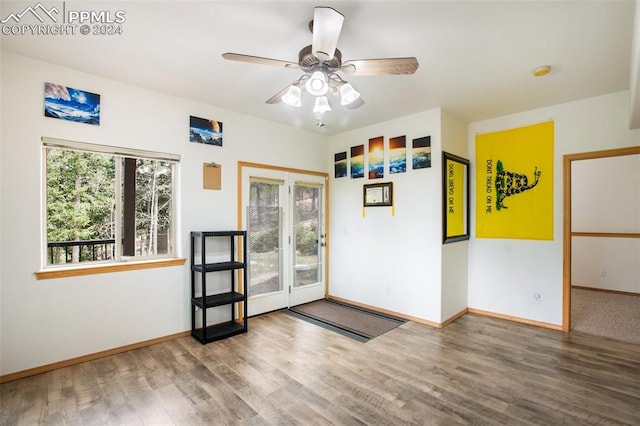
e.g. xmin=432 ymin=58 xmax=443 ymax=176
xmin=571 ymin=287 xmax=640 ymax=344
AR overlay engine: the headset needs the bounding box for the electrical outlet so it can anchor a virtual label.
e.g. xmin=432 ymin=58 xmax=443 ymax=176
xmin=599 ymin=269 xmax=607 ymax=277
xmin=532 ymin=293 xmax=542 ymax=304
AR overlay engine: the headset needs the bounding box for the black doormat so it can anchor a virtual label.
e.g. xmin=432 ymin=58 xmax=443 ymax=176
xmin=285 ymin=299 xmax=406 ymax=342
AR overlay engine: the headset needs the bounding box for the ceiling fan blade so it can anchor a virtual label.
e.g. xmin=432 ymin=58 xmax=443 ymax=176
xmin=311 ymin=7 xmax=344 ymax=62
xmin=344 ymin=97 xmax=365 ymax=109
xmin=342 ymin=58 xmax=419 ymax=76
xmin=265 ymin=84 xmax=293 ymax=104
xmin=222 ymin=53 xmax=300 ymax=70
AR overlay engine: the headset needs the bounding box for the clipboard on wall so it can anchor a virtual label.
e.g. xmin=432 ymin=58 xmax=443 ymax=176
xmin=203 ymin=162 xmax=221 ymax=190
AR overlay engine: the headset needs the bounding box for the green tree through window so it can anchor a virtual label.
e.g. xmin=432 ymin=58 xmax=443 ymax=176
xmin=132 ymin=158 xmax=174 ymax=257
xmin=45 ymin=143 xmax=177 ymax=266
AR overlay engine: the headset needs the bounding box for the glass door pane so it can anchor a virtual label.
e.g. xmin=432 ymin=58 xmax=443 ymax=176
xmin=293 ymin=184 xmax=322 ymax=288
xmin=247 ymin=181 xmax=283 ymax=297
xmin=289 ymin=176 xmax=326 ymax=308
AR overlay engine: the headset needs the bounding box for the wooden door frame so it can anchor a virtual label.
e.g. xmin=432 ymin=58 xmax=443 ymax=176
xmin=237 ymin=161 xmax=330 ymax=299
xmin=562 ymin=146 xmax=640 ymax=331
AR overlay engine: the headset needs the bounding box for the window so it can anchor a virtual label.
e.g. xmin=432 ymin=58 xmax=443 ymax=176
xmin=43 ymin=138 xmax=179 ymax=267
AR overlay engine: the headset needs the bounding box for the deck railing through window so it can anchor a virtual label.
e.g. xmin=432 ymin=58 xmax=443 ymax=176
xmin=47 ymin=239 xmax=116 ymax=265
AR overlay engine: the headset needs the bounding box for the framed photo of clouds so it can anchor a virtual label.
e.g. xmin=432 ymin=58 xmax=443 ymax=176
xmin=44 ymin=82 xmax=101 ymax=125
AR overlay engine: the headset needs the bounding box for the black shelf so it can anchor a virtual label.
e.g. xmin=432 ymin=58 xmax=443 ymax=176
xmin=191 ymin=230 xmax=245 ymax=238
xmin=192 ymin=321 xmax=246 ymax=344
xmin=192 ymin=261 xmax=245 ymax=273
xmin=190 ymin=231 xmax=248 ymax=344
xmin=192 ymin=291 xmax=245 ymax=309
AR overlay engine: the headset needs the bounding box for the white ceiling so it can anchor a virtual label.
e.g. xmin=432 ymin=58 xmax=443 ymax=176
xmin=1 ymin=0 xmax=638 ymax=135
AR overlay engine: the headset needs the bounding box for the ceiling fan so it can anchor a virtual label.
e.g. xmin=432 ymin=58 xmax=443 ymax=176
xmin=222 ymin=6 xmax=419 ymax=116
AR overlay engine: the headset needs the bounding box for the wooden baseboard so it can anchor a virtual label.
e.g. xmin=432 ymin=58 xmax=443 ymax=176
xmin=572 ymin=285 xmax=639 ymax=297
xmin=326 ymin=295 xmax=412 ymax=320
xmin=467 ymin=308 xmax=563 ymax=331
xmin=0 ymin=330 xmax=190 ymax=384
xmin=326 ymin=295 xmax=458 ymax=329
xmin=323 ymin=296 xmax=563 ymax=332
xmin=394 ymin=314 xmax=442 ymax=329
xmin=441 ymin=308 xmax=468 ymax=327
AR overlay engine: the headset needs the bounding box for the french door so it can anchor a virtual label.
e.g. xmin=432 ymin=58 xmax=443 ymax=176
xmin=240 ymin=165 xmax=327 ymax=317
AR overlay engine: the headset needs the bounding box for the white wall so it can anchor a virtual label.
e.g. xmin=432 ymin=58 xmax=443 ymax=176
xmin=571 ymin=237 xmax=640 ymax=293
xmin=571 ymin=155 xmax=640 ymax=233
xmin=0 ymin=52 xmax=327 ymax=376
xmin=571 ymin=154 xmax=640 ymax=293
xmin=327 ymin=109 xmax=444 ymax=323
xmin=3 ymin=51 xmax=638 ymax=376
xmin=468 ymin=91 xmax=640 ymax=326
xmin=441 ymin=110 xmax=469 ymax=321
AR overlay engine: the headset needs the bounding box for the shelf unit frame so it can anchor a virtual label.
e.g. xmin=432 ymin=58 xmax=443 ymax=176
xmin=190 ymin=230 xmax=248 ymax=344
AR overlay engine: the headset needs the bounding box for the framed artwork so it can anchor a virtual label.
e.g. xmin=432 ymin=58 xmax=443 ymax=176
xmin=334 ymin=151 xmax=347 ymax=178
xmin=44 ymin=82 xmax=101 ymax=125
xmin=350 ymin=144 xmax=365 ymax=178
xmin=389 ymin=135 xmax=407 ymax=174
xmin=368 ymin=136 xmax=384 ymax=179
xmin=442 ymin=152 xmax=470 ymax=243
xmin=190 ymin=115 xmax=223 ymax=146
xmin=363 ymin=182 xmax=393 ymax=207
xmin=412 ymin=136 xmax=431 ymax=169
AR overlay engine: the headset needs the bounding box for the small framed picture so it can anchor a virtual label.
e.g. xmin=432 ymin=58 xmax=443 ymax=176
xmin=190 ymin=115 xmax=223 ymax=146
xmin=442 ymin=152 xmax=470 ymax=243
xmin=44 ymin=82 xmax=101 ymax=126
xmin=363 ymin=182 xmax=393 ymax=207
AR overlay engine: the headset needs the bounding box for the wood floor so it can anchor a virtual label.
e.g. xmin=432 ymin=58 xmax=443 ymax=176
xmin=1 ymin=311 xmax=639 ymax=425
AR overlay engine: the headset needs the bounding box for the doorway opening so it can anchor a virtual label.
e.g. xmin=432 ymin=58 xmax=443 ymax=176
xmin=562 ymin=146 xmax=640 ymax=336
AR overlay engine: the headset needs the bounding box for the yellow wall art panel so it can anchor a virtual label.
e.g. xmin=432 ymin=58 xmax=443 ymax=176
xmin=475 ymin=121 xmax=554 ymax=240
xmin=447 ymin=160 xmax=466 ymax=236
xmin=443 ymin=152 xmax=470 ymax=243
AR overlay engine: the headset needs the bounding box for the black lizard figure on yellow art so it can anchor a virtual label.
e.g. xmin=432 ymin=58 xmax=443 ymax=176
xmin=495 ymin=160 xmax=541 ymax=211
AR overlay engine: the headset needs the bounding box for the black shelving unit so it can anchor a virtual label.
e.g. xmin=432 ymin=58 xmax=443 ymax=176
xmin=190 ymin=231 xmax=248 ymax=344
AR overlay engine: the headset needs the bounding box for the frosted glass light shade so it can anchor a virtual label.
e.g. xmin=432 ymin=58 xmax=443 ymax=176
xmin=339 ymin=83 xmax=360 ymax=106
xmin=282 ymin=85 xmax=302 ymax=107
xmin=313 ymin=96 xmax=332 ymax=113
xmin=305 ymin=71 xmax=329 ymax=96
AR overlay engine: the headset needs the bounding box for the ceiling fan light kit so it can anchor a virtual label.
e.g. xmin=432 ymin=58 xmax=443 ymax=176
xmin=305 ymin=70 xmax=329 ymax=96
xmin=339 ymin=82 xmax=360 ymax=105
xmin=222 ymin=6 xmax=419 ymax=119
xmin=313 ymin=96 xmax=332 ymax=113
xmin=282 ymin=85 xmax=302 ymax=107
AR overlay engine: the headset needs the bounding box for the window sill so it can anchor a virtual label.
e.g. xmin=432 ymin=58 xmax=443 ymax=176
xmin=35 ymin=258 xmax=186 ymax=280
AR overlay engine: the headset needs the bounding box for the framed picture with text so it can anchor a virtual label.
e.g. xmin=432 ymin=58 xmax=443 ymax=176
xmin=363 ymin=182 xmax=393 ymax=207
xmin=442 ymin=152 xmax=470 ymax=243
